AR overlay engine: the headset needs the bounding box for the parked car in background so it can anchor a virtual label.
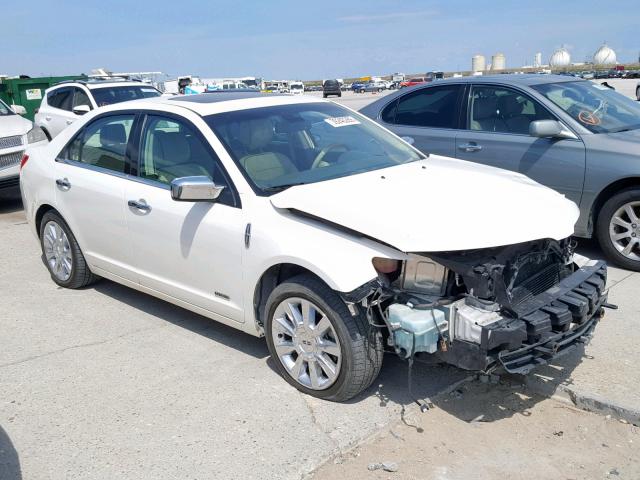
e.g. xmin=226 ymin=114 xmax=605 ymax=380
xmin=354 ymin=81 xmax=387 ymax=93
xmin=636 ymin=81 xmax=640 ymax=101
xmin=361 ymin=74 xmax=640 ymax=270
xmin=35 ymin=79 xmax=162 ymax=139
xmin=399 ymin=77 xmax=427 ymax=88
xmin=289 ymin=81 xmax=305 ymax=95
xmin=0 ymin=98 xmax=48 ymax=193
xmin=322 ymin=79 xmax=341 ymax=98
xmin=20 ymin=92 xmax=609 ymax=401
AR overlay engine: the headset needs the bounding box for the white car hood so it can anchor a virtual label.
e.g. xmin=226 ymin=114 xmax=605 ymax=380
xmin=270 ymin=156 xmax=579 ymax=253
xmin=0 ymin=114 xmax=32 ymax=137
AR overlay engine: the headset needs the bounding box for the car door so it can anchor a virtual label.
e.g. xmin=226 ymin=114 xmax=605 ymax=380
xmin=124 ymin=113 xmax=246 ymax=323
xmin=376 ymin=84 xmax=464 ymax=157
xmin=43 ymin=87 xmax=77 ymax=137
xmin=54 ymin=113 xmax=137 ymax=280
xmin=455 ymin=84 xmax=586 ymax=205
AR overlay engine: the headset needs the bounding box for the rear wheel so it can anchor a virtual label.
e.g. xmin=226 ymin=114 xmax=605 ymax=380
xmin=596 ymin=188 xmax=640 ymax=271
xmin=39 ymin=211 xmax=99 ymax=288
xmin=264 ymin=274 xmax=383 ymax=401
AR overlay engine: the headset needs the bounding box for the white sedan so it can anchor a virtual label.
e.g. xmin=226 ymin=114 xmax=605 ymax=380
xmin=20 ymin=92 xmax=609 ymax=401
xmin=0 ymin=99 xmax=47 ymax=192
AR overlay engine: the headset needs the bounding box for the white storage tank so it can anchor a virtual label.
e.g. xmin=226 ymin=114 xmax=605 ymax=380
xmin=491 ymin=53 xmax=506 ymax=70
xmin=593 ymin=43 xmax=617 ymax=65
xmin=549 ymin=47 xmax=571 ymax=67
xmin=472 ymin=55 xmax=486 ymax=72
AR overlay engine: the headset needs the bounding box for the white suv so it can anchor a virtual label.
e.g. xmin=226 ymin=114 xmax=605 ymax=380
xmin=20 ymin=92 xmax=609 ymax=401
xmin=35 ymin=80 xmax=161 ymax=139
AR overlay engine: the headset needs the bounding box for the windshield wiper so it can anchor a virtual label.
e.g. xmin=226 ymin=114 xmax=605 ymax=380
xmin=263 ymin=182 xmax=307 ymax=192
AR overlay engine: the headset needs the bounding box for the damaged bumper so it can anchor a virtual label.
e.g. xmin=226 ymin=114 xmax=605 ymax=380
xmin=433 ymin=260 xmax=608 ymax=373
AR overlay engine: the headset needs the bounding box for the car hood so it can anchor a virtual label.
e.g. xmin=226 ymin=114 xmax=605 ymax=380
xmin=0 ymin=114 xmax=32 ymax=137
xmin=270 ymin=156 xmax=579 ymax=253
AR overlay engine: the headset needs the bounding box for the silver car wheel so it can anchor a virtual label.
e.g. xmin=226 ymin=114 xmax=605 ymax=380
xmin=43 ymin=220 xmax=73 ymax=281
xmin=271 ymin=297 xmax=342 ymax=390
xmin=609 ymin=201 xmax=640 ymax=261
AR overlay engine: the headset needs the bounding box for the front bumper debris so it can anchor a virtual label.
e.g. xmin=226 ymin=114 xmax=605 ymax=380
xmin=497 ymin=261 xmax=608 ymax=373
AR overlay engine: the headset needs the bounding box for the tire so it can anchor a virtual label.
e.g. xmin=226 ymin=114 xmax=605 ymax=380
xmin=264 ymin=274 xmax=384 ymax=401
xmin=636 ymin=87 xmax=640 ymax=101
xmin=596 ymin=188 xmax=640 ymax=271
xmin=39 ymin=211 xmax=99 ymax=288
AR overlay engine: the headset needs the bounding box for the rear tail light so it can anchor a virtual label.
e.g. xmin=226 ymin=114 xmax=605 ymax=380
xmin=20 ymin=154 xmax=29 ymax=171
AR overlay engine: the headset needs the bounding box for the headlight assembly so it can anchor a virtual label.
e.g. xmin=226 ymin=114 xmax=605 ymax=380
xmin=27 ymin=126 xmax=47 ymax=144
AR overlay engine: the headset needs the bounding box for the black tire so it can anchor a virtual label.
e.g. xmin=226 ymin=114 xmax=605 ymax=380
xmin=596 ymin=187 xmax=640 ymax=271
xmin=636 ymin=87 xmax=640 ymax=101
xmin=264 ymin=274 xmax=384 ymax=401
xmin=39 ymin=211 xmax=99 ymax=288
xmin=322 ymin=94 xmax=327 ymax=98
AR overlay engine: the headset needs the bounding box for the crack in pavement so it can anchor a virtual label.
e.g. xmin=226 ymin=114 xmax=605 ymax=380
xmin=608 ymin=271 xmax=636 ymax=290
xmin=0 ymin=324 xmax=166 ymax=369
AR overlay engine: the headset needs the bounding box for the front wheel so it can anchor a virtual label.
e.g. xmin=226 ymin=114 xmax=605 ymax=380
xmin=596 ymin=188 xmax=640 ymax=271
xmin=264 ymin=274 xmax=383 ymax=401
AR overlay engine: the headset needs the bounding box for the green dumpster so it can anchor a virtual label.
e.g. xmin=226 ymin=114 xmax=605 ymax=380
xmin=0 ymin=75 xmax=86 ymax=121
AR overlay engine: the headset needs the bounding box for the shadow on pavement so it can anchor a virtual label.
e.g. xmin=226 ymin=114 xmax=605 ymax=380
xmin=0 ymin=425 xmax=21 ymax=480
xmin=92 ymin=280 xmax=269 ymax=360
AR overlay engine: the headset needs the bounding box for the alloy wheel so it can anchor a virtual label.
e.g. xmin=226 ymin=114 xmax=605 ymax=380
xmin=43 ymin=220 xmax=73 ymax=281
xmin=609 ymin=201 xmax=640 ymax=261
xmin=271 ymin=297 xmax=342 ymax=390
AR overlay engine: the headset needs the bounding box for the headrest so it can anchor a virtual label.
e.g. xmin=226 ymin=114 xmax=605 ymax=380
xmin=232 ymin=118 xmax=274 ymax=152
xmin=473 ymin=96 xmax=499 ymax=120
xmin=100 ymin=123 xmax=126 ymax=147
xmin=497 ymin=95 xmax=523 ymax=117
xmin=156 ymin=132 xmax=191 ymax=164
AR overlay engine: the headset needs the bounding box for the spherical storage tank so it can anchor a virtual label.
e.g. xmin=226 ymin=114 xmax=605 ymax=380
xmin=472 ymin=55 xmax=486 ymax=72
xmin=549 ymin=47 xmax=571 ymax=67
xmin=593 ymin=43 xmax=617 ymax=65
xmin=491 ymin=53 xmax=506 ymax=70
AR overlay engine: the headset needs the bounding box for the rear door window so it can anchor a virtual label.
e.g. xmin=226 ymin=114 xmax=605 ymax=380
xmin=48 ymin=87 xmax=73 ymax=111
xmin=72 ymin=87 xmax=92 ymax=109
xmin=393 ymin=85 xmax=463 ymax=129
xmin=66 ymin=115 xmax=135 ymax=173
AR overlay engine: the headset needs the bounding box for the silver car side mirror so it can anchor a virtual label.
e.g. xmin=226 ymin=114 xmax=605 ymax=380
xmin=529 ymin=120 xmax=576 ymax=139
xmin=170 ymin=176 xmax=225 ymax=202
xmin=11 ymin=104 xmax=27 ymax=115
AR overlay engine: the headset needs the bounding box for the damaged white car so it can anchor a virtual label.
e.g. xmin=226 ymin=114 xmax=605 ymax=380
xmin=20 ymin=93 xmax=611 ymax=401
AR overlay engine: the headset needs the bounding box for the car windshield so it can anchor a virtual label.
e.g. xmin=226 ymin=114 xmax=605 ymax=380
xmin=91 ymin=85 xmax=161 ymax=107
xmin=532 ymin=80 xmax=640 ymax=133
xmin=291 ymin=84 xmax=303 ymax=90
xmin=206 ymin=102 xmax=424 ymax=193
xmin=0 ymin=99 xmax=14 ymax=116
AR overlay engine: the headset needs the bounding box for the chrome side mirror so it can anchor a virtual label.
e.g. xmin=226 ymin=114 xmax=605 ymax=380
xmin=529 ymin=120 xmax=576 ymax=139
xmin=170 ymin=176 xmax=225 ymax=202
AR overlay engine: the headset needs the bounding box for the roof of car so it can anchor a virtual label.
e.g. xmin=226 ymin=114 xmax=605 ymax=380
xmin=168 ymin=91 xmax=285 ymax=103
xmin=50 ymin=80 xmax=157 ymax=90
xmin=433 ymin=73 xmax=584 ymax=86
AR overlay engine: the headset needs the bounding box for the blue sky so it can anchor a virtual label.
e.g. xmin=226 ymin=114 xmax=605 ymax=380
xmin=3 ymin=0 xmax=639 ymax=80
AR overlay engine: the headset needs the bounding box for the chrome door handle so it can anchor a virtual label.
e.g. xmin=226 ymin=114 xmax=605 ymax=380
xmin=55 ymin=178 xmax=71 ymax=190
xmin=458 ymin=143 xmax=482 ymax=152
xmin=128 ymin=199 xmax=151 ymax=213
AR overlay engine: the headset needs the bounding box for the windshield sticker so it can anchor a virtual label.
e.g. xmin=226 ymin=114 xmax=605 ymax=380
xmin=140 ymin=88 xmax=158 ymax=93
xmin=578 ymin=110 xmax=601 ymax=126
xmin=324 ymin=116 xmax=360 ymax=127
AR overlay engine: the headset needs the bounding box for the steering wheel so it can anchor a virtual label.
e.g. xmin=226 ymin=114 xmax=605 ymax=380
xmin=311 ymin=144 xmax=348 ymax=169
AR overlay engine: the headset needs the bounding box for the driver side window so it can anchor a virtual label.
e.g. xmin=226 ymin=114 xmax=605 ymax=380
xmin=469 ymin=85 xmax=555 ymax=135
xmin=138 ymin=115 xmax=234 ymax=205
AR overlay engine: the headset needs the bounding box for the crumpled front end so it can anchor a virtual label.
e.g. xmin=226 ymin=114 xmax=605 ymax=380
xmin=358 ymin=238 xmax=609 ymax=374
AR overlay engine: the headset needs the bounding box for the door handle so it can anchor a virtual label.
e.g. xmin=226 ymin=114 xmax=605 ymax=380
xmin=458 ymin=143 xmax=482 ymax=153
xmin=128 ymin=199 xmax=151 ymax=213
xmin=55 ymin=178 xmax=71 ymax=190
xmin=45 ymin=116 xmax=52 ymax=121
xmin=66 ymin=119 xmax=73 ymax=125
